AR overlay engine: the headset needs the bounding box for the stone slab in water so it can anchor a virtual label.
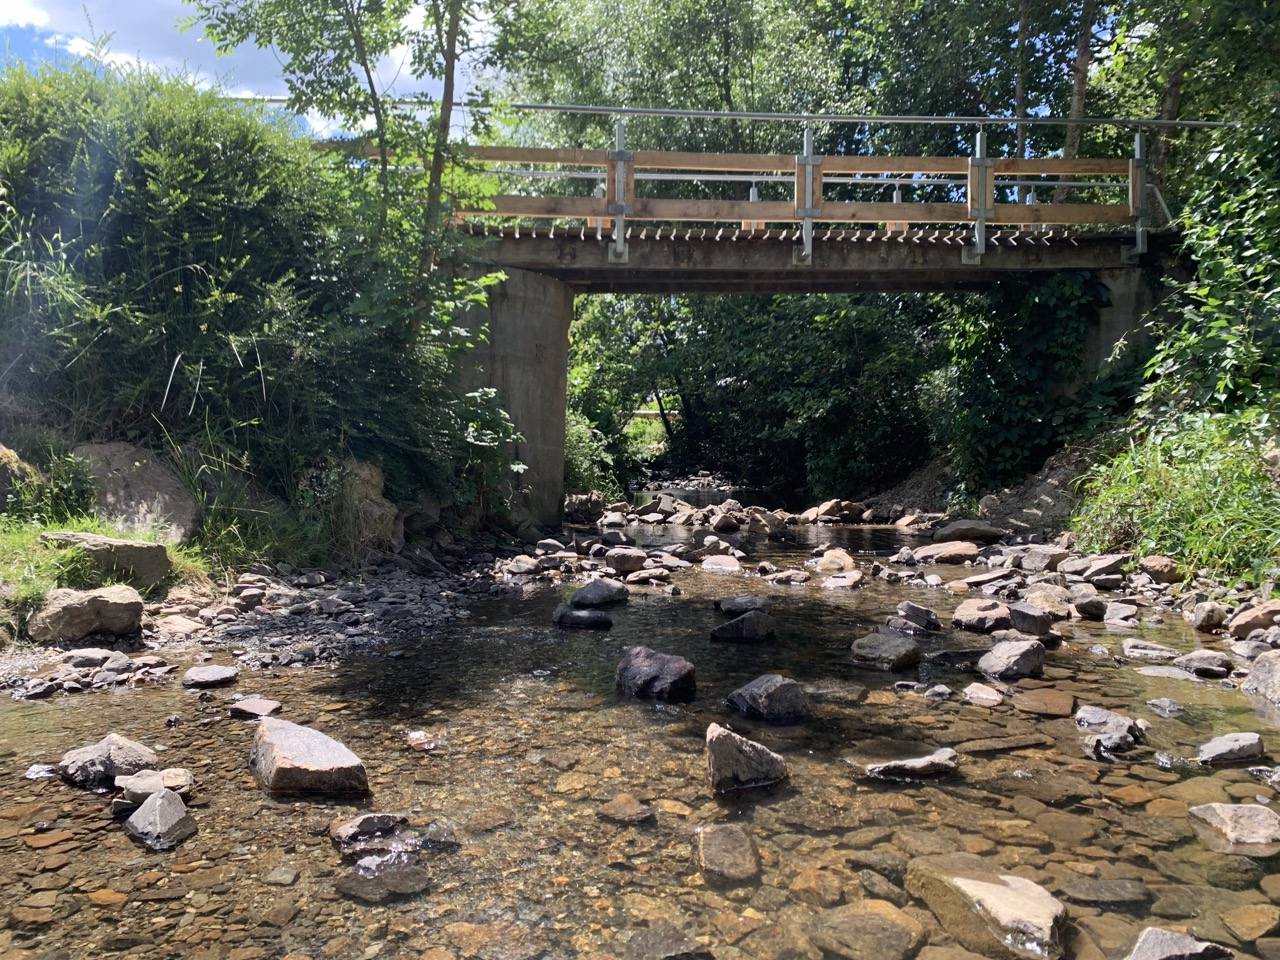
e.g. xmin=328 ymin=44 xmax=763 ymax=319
xmin=181 ymin=664 xmax=239 ymax=688
xmin=1011 ymin=688 xmax=1074 ymax=717
xmin=598 ymin=793 xmax=654 ymax=824
xmin=124 ymin=788 xmax=196 ymax=850
xmin=953 ymin=598 xmax=1012 ymax=633
xmin=229 ymin=696 xmax=282 ymax=719
xmin=570 ymin=577 xmax=629 ymax=608
xmin=552 ymin=603 xmax=612 ymax=630
xmin=709 ymin=610 xmax=776 ymax=642
xmin=1198 ymin=732 xmax=1263 ymax=765
xmin=808 ymin=900 xmax=925 ymax=960
xmin=978 ymin=639 xmax=1044 ymax=679
xmin=725 ymin=674 xmax=810 ymax=723
xmin=115 ymin=768 xmax=194 ymax=803
xmin=59 ymin=733 xmax=158 ymax=790
xmin=249 ymin=718 xmax=369 ymax=799
xmin=904 ymin=852 xmax=1066 ymax=960
xmin=863 ymin=747 xmax=958 ymax=781
xmin=913 ymin=540 xmax=980 ymax=563
xmin=714 ymin=594 xmax=771 ymax=615
xmin=701 ymin=555 xmax=742 ymax=574
xmin=850 ymin=631 xmax=919 ymax=672
xmin=705 ymin=722 xmax=788 ymax=793
xmin=696 ymin=823 xmax=760 ymax=884
xmin=1122 ymin=638 xmax=1180 ymax=660
xmin=1189 ymin=802 xmax=1280 ymax=856
xmin=615 ymin=646 xmax=696 ymax=703
xmin=625 ymin=920 xmax=713 ymax=960
xmin=1059 ymin=878 xmax=1150 ymax=908
xmin=1118 ymin=927 xmax=1233 ymax=960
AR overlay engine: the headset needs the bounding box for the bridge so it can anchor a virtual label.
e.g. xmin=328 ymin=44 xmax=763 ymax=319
xmin=452 ymin=106 xmax=1186 ymax=525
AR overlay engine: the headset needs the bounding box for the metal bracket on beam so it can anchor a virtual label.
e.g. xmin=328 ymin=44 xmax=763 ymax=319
xmin=606 ymin=149 xmax=633 ymax=161
xmin=961 ymin=243 xmax=985 ymax=265
xmin=608 ymin=243 xmax=629 ymax=264
xmin=795 ymin=207 xmax=821 ymax=218
xmin=607 ymin=203 xmax=633 ymax=215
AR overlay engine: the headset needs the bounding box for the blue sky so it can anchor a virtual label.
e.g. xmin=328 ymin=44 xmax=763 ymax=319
xmin=0 ymin=1 xmax=445 ymax=134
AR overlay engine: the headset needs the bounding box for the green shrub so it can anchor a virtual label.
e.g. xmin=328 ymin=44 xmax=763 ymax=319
xmin=564 ymin=409 xmax=621 ymax=498
xmin=1074 ymin=410 xmax=1280 ymax=580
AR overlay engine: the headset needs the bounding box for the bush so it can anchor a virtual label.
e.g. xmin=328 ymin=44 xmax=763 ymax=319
xmin=564 ymin=409 xmax=621 ymax=498
xmin=1074 ymin=410 xmax=1280 ymax=580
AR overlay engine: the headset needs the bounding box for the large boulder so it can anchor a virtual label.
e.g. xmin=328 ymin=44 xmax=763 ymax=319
xmin=615 ymin=646 xmax=695 ymax=702
xmin=904 ymin=852 xmax=1066 ymax=960
xmin=570 ymin=578 xmax=629 ymax=608
xmin=725 ymin=674 xmax=810 ymax=723
xmin=851 ymin=631 xmax=920 ymax=672
xmin=913 ymin=541 xmax=981 ymax=564
xmin=952 ymin=598 xmax=1012 ymax=633
xmin=705 ymin=723 xmax=788 ymax=793
xmin=605 ymin=546 xmax=648 ymax=573
xmin=249 ymin=718 xmax=369 ymax=799
xmin=933 ymin=520 xmax=1006 ymax=544
xmin=342 ymin=459 xmax=398 ymax=549
xmin=978 ymin=640 xmax=1045 ymax=679
xmin=0 ymin=443 xmax=38 ymax=504
xmin=73 ymin=442 xmax=199 ymax=543
xmin=809 ymin=901 xmax=925 ymax=960
xmin=58 ymin=733 xmax=158 ymax=789
xmin=1243 ymin=650 xmax=1280 ymax=706
xmin=38 ymin=532 xmax=171 ymax=588
xmin=1228 ymin=599 xmax=1280 ymax=638
xmin=28 ymin=585 xmax=144 ymax=645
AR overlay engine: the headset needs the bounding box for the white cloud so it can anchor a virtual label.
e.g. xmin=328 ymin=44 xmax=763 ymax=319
xmin=0 ymin=0 xmax=50 ymax=29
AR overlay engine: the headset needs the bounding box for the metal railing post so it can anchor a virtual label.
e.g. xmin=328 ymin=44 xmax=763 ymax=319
xmin=795 ymin=125 xmax=819 ymax=263
xmin=1130 ymin=131 xmax=1148 ymax=257
xmin=964 ymin=127 xmax=991 ymax=264
xmin=607 ymin=119 xmax=631 ymax=262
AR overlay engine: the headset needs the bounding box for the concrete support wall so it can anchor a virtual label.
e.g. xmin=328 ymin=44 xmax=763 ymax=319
xmin=1087 ymin=267 xmax=1154 ymax=377
xmin=462 ymin=268 xmax=573 ymax=527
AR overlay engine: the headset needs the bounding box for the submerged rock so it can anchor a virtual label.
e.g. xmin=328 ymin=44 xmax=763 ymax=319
xmin=725 ymin=674 xmax=810 ymax=723
xmin=1118 ymin=927 xmax=1232 ymax=960
xmin=904 ymin=852 xmax=1066 ymax=960
xmin=181 ymin=664 xmax=239 ymax=688
xmin=616 ymin=646 xmax=696 ymax=702
xmin=978 ymin=639 xmax=1044 ymax=679
xmin=625 ymin=921 xmax=714 ymax=960
xmin=570 ymin=578 xmax=629 ymax=608
xmin=863 ymin=747 xmax=959 ymax=781
xmin=336 ymin=851 xmax=430 ymax=902
xmin=1198 ymin=732 xmax=1264 ymax=765
xmin=696 ymin=823 xmax=760 ymax=884
xmin=709 ymin=610 xmax=776 ymax=642
xmin=249 ymin=718 xmax=369 ymax=799
xmin=552 ymin=603 xmax=612 ymax=630
xmin=851 ymin=631 xmax=920 ymax=672
xmin=809 ymin=900 xmax=925 ymax=960
xmin=59 ymin=733 xmax=158 ymax=790
xmin=705 ymin=723 xmax=788 ymax=793
xmin=123 ymin=788 xmax=196 ymax=850
xmin=598 ymin=793 xmax=654 ymax=824
xmin=1189 ymin=802 xmax=1280 ymax=855
xmin=714 ymin=594 xmax=772 ymax=615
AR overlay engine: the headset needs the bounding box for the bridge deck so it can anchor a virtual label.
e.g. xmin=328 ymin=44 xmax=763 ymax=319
xmin=469 ymin=224 xmax=1165 ymax=294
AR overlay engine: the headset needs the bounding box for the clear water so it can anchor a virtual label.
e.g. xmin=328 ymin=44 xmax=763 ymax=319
xmin=1 ymin=524 xmax=1276 ymax=959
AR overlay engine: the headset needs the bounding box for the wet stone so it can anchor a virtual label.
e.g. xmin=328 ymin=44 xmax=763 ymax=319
xmin=616 ymin=646 xmax=696 ymax=703
xmin=1122 ymin=638 xmax=1180 ymax=660
xmin=863 ymin=748 xmax=959 ymax=781
xmin=978 ymin=640 xmax=1045 ymax=679
xmin=697 ymin=824 xmax=760 ymax=885
xmin=1189 ymin=802 xmax=1280 ymax=855
xmin=249 ymin=718 xmax=369 ymax=799
xmin=625 ymin=920 xmax=713 ymax=960
xmin=552 ymin=603 xmax=612 ymax=630
xmin=229 ymin=696 xmax=282 ymax=719
xmin=1011 ymin=688 xmax=1075 ymax=717
xmin=181 ymin=664 xmax=239 ymax=688
xmin=599 ymin=793 xmax=654 ymax=824
xmin=710 ymin=610 xmax=777 ymax=642
xmin=1198 ymin=732 xmax=1264 ymax=765
xmin=851 ymin=631 xmax=920 ymax=671
xmin=570 ymin=577 xmax=629 ymax=607
xmin=706 ymin=723 xmax=788 ymax=793
xmin=1173 ymin=650 xmax=1232 ymax=678
xmin=715 ymin=594 xmax=772 ymax=615
xmin=725 ymin=674 xmax=810 ymax=723
xmin=1117 ymin=927 xmax=1233 ymax=960
xmin=123 ymin=789 xmax=197 ymax=851
xmin=1059 ymin=878 xmax=1150 ymax=908
xmin=58 ymin=733 xmax=158 ymax=790
xmin=335 ymin=852 xmax=430 ymax=902
xmin=809 ymin=900 xmax=925 ymax=960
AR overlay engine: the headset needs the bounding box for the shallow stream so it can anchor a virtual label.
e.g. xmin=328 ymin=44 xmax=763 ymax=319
xmin=1 ymin=523 xmax=1278 ymax=959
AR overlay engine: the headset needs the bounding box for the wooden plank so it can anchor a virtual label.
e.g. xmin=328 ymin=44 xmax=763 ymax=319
xmin=462 ymin=146 xmax=609 ymax=166
xmin=457 ymin=195 xmax=604 ymax=218
xmin=991 ymin=158 xmax=1129 ymax=175
xmin=822 ymin=156 xmax=969 ymax=174
xmin=820 ymin=201 xmax=971 ymax=222
xmin=989 ymin=203 xmax=1134 ymax=225
xmin=967 ymin=159 xmax=985 ymax=218
xmin=631 ymin=199 xmax=795 ymax=221
xmin=630 ymin=150 xmax=794 ymax=172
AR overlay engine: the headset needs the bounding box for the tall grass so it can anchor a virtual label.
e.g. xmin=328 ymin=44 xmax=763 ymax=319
xmin=1074 ymin=411 xmax=1280 ymax=581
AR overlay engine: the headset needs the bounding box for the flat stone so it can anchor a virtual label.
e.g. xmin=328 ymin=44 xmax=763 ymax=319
xmin=809 ymin=900 xmax=925 ymax=960
xmin=598 ymin=794 xmax=654 ymax=824
xmin=181 ymin=664 xmax=239 ymax=688
xmin=934 ymin=520 xmax=1006 ymax=543
xmin=616 ymin=646 xmax=696 ymax=702
xmin=115 ymin=768 xmax=194 ymax=803
xmin=229 ymin=697 xmax=283 ymax=719
xmin=963 ymin=682 xmax=1004 ymax=706
xmin=715 ymin=594 xmax=772 ymax=615
xmin=706 ymin=723 xmax=788 ymax=793
xmin=914 ymin=541 xmax=981 ymax=564
xmin=1199 ymin=732 xmax=1264 ymax=765
xmin=1122 ymin=638 xmax=1181 ymax=660
xmin=710 ymin=610 xmax=777 ymax=642
xmin=250 ymin=718 xmax=368 ymax=799
xmin=864 ymin=748 xmax=958 ymax=781
xmin=37 ymin=531 xmax=172 ymax=588
xmin=625 ymin=921 xmax=713 ymax=960
xmin=851 ymin=631 xmax=920 ymax=671
xmin=725 ymin=674 xmax=810 ymax=723
xmin=570 ymin=577 xmax=629 ymax=607
xmin=1117 ymin=927 xmax=1232 ymax=960
xmin=124 ymin=789 xmax=197 ymax=850
xmin=1008 ymin=602 xmax=1055 ymax=636
xmin=1173 ymin=650 xmax=1232 ymax=678
xmin=697 ymin=824 xmax=760 ymax=884
xmin=1189 ymin=802 xmax=1280 ymax=856
xmin=1011 ymin=688 xmax=1074 ymax=717
xmin=953 ymin=598 xmax=1012 ymax=633
xmin=59 ymin=733 xmax=158 ymax=789
xmin=702 ymin=555 xmax=743 ymax=575
xmin=263 ymin=867 xmax=299 ymax=887
xmin=1229 ymin=599 xmax=1280 ymax=638
xmin=1221 ymin=903 xmax=1280 ymax=942
xmin=904 ymin=852 xmax=1066 ymax=960
xmin=1059 ymin=878 xmax=1150 ymax=908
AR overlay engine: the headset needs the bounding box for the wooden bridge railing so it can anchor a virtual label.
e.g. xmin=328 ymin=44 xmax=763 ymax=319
xmin=456 ymin=126 xmax=1148 ymax=264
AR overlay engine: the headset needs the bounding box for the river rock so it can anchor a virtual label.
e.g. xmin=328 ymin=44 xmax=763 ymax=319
xmin=336 ymin=853 xmax=430 ymax=902
xmin=864 ymin=747 xmax=958 ymax=781
xmin=809 ymin=900 xmax=925 ymax=960
xmin=904 ymin=852 xmax=1066 ymax=960
xmin=1173 ymin=650 xmax=1232 ymax=678
xmin=705 ymin=723 xmax=788 ymax=793
xmin=1007 ymin=602 xmax=1054 ymax=637
xmin=123 ymin=788 xmax=196 ymax=850
xmin=1021 ymin=546 xmax=1069 ymax=573
xmin=552 ymin=603 xmax=612 ymax=630
xmin=598 ymin=793 xmax=654 ymax=824
xmin=616 ymin=646 xmax=696 ymax=702
xmin=1059 ymin=878 xmax=1150 ymax=908
xmin=897 ymin=600 xmax=940 ymax=631
xmin=952 ymin=598 xmax=1012 ymax=633
xmin=822 ymin=571 xmax=866 ymax=589
xmin=1189 ymin=803 xmax=1280 ymax=854
xmin=229 ymin=696 xmax=283 ymax=719
xmin=507 ymin=555 xmax=539 ymax=575
xmin=1122 ymin=638 xmax=1180 ymax=660
xmin=1105 ymin=601 xmax=1140 ymax=622
xmin=963 ymin=682 xmax=1005 ymax=706
xmin=933 ymin=520 xmax=1006 ymax=543
xmin=1198 ymin=732 xmax=1264 ymax=764
xmin=715 ymin=594 xmax=772 ymax=615
xmin=1192 ymin=601 xmax=1230 ymax=633
xmin=1117 ymin=927 xmax=1232 ymax=960
xmin=851 ymin=631 xmax=920 ymax=671
xmin=61 ymin=647 xmax=131 ymax=670
xmin=59 ymin=733 xmax=158 ymax=789
xmin=1075 ymin=705 xmax=1143 ymax=753
xmin=1138 ymin=555 xmax=1182 ymax=584
xmin=725 ymin=674 xmax=810 ymax=722
xmin=815 ymin=548 xmax=856 ymax=572
xmin=702 ymin=555 xmax=743 ymax=574
xmin=28 ymin=585 xmax=144 ymax=645
xmin=605 ymin=546 xmax=648 ymax=573
xmin=978 ymin=639 xmax=1044 ymax=679
xmin=1229 ymin=599 xmax=1280 ymax=638
xmin=1022 ymin=588 xmax=1072 ymax=620
xmin=913 ymin=541 xmax=981 ymax=564
xmin=1243 ymin=650 xmax=1280 ymax=705
xmin=73 ymin=441 xmax=199 ymax=543
xmin=710 ymin=610 xmax=776 ymax=642
xmin=181 ymin=664 xmax=239 ymax=688
xmin=115 ymin=768 xmax=195 ymax=803
xmin=250 ymin=718 xmax=369 ymax=798
xmin=570 ymin=578 xmax=629 ymax=607
xmin=38 ymin=531 xmax=172 ymax=588
xmin=697 ymin=823 xmax=760 ymax=884
xmin=1074 ymin=596 xmax=1108 ymax=621
xmin=625 ymin=920 xmax=714 ymax=960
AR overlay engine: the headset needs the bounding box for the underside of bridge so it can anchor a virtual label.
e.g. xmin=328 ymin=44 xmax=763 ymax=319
xmin=463 ymin=229 xmax=1169 ymax=526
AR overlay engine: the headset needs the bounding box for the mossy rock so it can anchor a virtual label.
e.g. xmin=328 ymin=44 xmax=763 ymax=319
xmin=0 ymin=444 xmax=39 ymax=506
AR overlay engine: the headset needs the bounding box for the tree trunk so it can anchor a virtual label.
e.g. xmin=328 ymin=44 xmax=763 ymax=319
xmin=1148 ymin=64 xmax=1185 ymax=207
xmin=655 ymin=392 xmax=676 ymax=444
xmin=1054 ymin=0 xmax=1097 ymax=203
xmin=1014 ymin=0 xmax=1030 ymax=204
xmin=428 ymin=0 xmax=463 ymax=214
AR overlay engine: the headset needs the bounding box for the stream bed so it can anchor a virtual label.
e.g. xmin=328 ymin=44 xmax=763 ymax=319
xmin=1 ymin=523 xmax=1278 ymax=959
